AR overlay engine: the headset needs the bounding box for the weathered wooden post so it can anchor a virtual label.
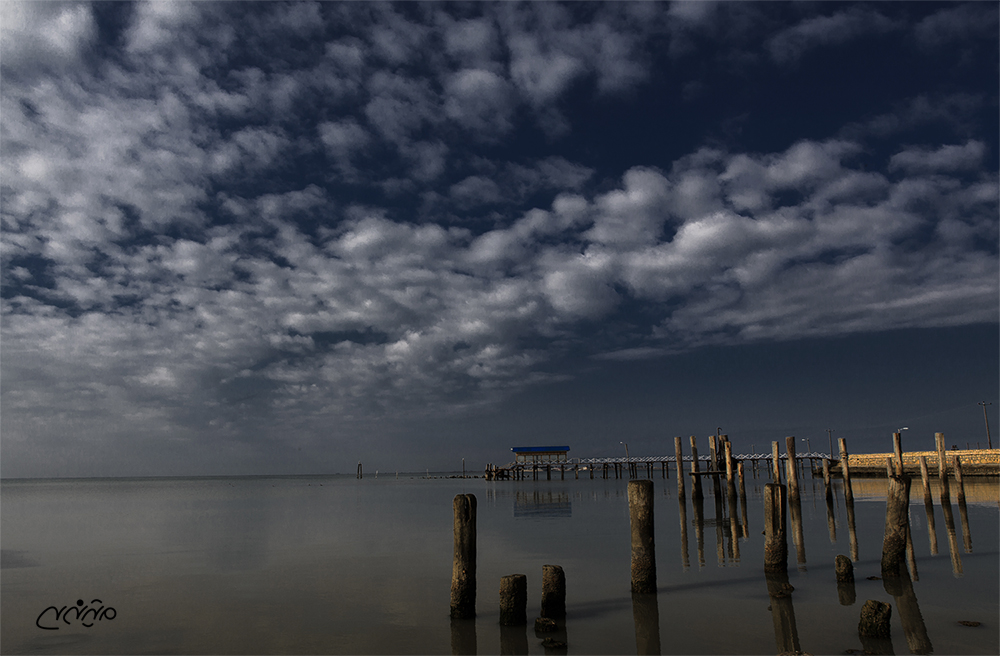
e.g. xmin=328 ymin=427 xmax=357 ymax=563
xmin=838 ymin=437 xmax=854 ymax=505
xmin=499 ymin=574 xmax=527 ymax=626
xmin=357 ymin=462 xmax=363 ymax=479
xmin=763 ymin=483 xmax=787 ymax=572
xmin=880 ymin=475 xmax=911 ymax=578
xmin=858 ymin=599 xmax=894 ymax=655
xmin=708 ymin=434 xmax=718 ymax=471
xmin=935 ymin=432 xmax=949 ymax=498
xmin=689 ymin=436 xmax=703 ymax=500
xmin=771 ymin=441 xmax=782 ymax=482
xmin=628 ymin=480 xmax=657 ymax=593
xmin=784 ymin=436 xmax=799 ymax=501
xmin=836 ymin=554 xmax=856 ymax=606
xmin=451 ymin=494 xmax=477 ymax=619
xmin=885 ymin=457 xmax=894 ymax=478
xmin=821 ymin=458 xmax=833 ymax=502
xmin=953 ymin=455 xmax=966 ymax=505
xmin=893 ymin=431 xmax=904 ymax=476
xmin=674 ymin=437 xmax=685 ymax=499
xmin=540 ymin=565 xmax=566 ymax=620
xmin=919 ymin=456 xmax=931 ymax=505
xmin=724 ymin=441 xmax=734 ymax=485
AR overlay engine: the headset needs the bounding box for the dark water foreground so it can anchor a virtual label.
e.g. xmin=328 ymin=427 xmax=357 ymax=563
xmin=1 ymin=474 xmax=997 ymax=654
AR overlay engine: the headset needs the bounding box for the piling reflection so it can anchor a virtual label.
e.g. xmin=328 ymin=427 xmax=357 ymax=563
xmin=450 ymin=617 xmax=477 ymax=655
xmin=713 ymin=482 xmax=725 ymax=566
xmin=677 ymin=495 xmax=690 ymax=570
xmin=692 ymin=493 xmax=706 ymax=569
xmin=765 ymin=571 xmax=801 ymax=655
xmin=499 ymin=626 xmax=528 ymax=655
xmin=923 ymin=496 xmax=938 ymax=555
xmin=534 ymin=619 xmax=568 ymax=655
xmin=957 ymin=497 xmax=972 ymax=553
xmin=727 ymin=482 xmax=741 ymax=564
xmin=940 ymin=491 xmax=963 ymax=576
xmin=789 ymin=492 xmax=806 ymax=570
xmin=631 ymin=592 xmax=661 ymax=655
xmin=883 ymin=569 xmax=932 ymax=655
xmin=513 ymin=491 xmax=571 ymax=519
xmin=825 ymin=492 xmax=837 ymax=544
xmin=846 ymin=499 xmax=859 ymax=562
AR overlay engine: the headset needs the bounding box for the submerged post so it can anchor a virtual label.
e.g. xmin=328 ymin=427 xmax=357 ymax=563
xmin=763 ymin=483 xmax=788 ymax=572
xmin=628 ymin=480 xmax=657 ymax=593
xmin=451 ymin=494 xmax=477 ymax=619
xmin=881 ymin=475 xmax=911 ymax=578
xmin=499 ymin=574 xmax=527 ymax=626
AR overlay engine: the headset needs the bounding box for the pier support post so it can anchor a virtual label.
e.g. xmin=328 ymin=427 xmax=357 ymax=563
xmin=628 ymin=480 xmax=657 ymax=593
xmin=893 ymin=432 xmax=904 ymax=476
xmin=357 ymin=462 xmax=363 ymax=479
xmin=784 ymin=436 xmax=799 ymax=501
xmin=821 ymin=458 xmax=832 ymax=501
xmin=859 ymin=599 xmax=894 ymax=654
xmin=953 ymin=455 xmax=966 ymax=505
xmin=935 ymin=432 xmax=949 ymax=498
xmin=724 ymin=441 xmax=734 ymax=484
xmin=689 ymin=436 xmax=703 ymax=499
xmin=763 ymin=483 xmax=788 ymax=573
xmin=919 ymin=456 xmax=931 ymax=505
xmin=836 ymin=554 xmax=856 ymax=606
xmin=839 ymin=437 xmax=854 ymax=505
xmin=881 ymin=475 xmax=911 ymax=579
xmin=771 ymin=441 xmax=782 ymax=482
xmin=450 ymin=494 xmax=477 ymax=619
xmin=674 ymin=437 xmax=685 ymax=499
xmin=499 ymin=574 xmax=527 ymax=626
xmin=540 ymin=565 xmax=566 ymax=620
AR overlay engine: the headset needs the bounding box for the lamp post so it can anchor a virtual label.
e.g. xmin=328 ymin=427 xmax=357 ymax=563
xmin=800 ymin=437 xmax=810 ymax=454
xmin=620 ymin=441 xmax=630 ymax=461
xmin=826 ymin=429 xmax=833 ymax=457
xmin=979 ymin=402 xmax=993 ymax=449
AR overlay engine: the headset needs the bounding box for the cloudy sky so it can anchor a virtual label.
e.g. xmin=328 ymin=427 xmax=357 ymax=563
xmin=2 ymin=1 xmax=997 ymax=478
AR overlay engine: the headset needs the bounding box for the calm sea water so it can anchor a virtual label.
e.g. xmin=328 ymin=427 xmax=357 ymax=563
xmin=1 ymin=472 xmax=997 ymax=654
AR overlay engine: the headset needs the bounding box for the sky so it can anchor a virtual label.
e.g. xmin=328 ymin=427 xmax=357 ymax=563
xmin=1 ymin=1 xmax=998 ymax=478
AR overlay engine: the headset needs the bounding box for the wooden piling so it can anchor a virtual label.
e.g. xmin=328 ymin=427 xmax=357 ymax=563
xmin=689 ymin=436 xmax=703 ymax=500
xmin=499 ymin=574 xmax=527 ymax=626
xmin=540 ymin=565 xmax=566 ymax=620
xmin=357 ymin=462 xmax=363 ymax=479
xmin=771 ymin=441 xmax=782 ymax=482
xmin=836 ymin=554 xmax=856 ymax=606
xmin=919 ymin=456 xmax=931 ymax=504
xmin=885 ymin=457 xmax=894 ymax=479
xmin=784 ymin=437 xmax=799 ymax=500
xmin=935 ymin=432 xmax=949 ymax=498
xmin=709 ymin=434 xmax=718 ymax=471
xmin=450 ymin=494 xmax=477 ymax=619
xmin=858 ymin=599 xmax=892 ymax=638
xmin=628 ymin=480 xmax=657 ymax=593
xmin=674 ymin=437 xmax=685 ymax=498
xmin=892 ymin=432 xmax=903 ymax=476
xmin=880 ymin=475 xmax=911 ymax=578
xmin=724 ymin=441 xmax=734 ymax=484
xmin=953 ymin=455 xmax=966 ymax=505
xmin=839 ymin=437 xmax=854 ymax=505
xmin=763 ymin=483 xmax=787 ymax=573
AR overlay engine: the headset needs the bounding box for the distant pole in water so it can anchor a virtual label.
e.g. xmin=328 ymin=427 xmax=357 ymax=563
xmin=451 ymin=494 xmax=477 ymax=619
xmin=628 ymin=480 xmax=657 ymax=593
xmin=784 ymin=437 xmax=799 ymax=501
xmin=935 ymin=433 xmax=949 ymax=499
xmin=462 ymin=458 xmax=466 ymax=478
xmin=357 ymin=462 xmax=362 ymax=479
xmin=771 ymin=441 xmax=782 ymax=483
xmin=838 ymin=438 xmax=854 ymax=505
xmin=674 ymin=437 xmax=685 ymax=499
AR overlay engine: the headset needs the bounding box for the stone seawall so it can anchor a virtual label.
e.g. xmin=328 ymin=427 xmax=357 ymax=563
xmin=835 ymin=449 xmax=999 ymax=476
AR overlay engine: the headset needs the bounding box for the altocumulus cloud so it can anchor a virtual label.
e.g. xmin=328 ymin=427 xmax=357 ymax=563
xmin=1 ymin=1 xmax=997 ymax=476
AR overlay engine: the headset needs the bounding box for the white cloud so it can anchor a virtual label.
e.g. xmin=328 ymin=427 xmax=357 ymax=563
xmin=0 ymin=1 xmax=96 ymax=69
xmin=767 ymin=7 xmax=898 ymax=65
xmin=443 ymin=69 xmax=516 ymax=138
xmin=888 ymin=141 xmax=986 ymax=174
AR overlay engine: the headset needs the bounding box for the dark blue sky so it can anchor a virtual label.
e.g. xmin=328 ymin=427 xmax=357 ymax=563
xmin=1 ymin=1 xmax=997 ymax=477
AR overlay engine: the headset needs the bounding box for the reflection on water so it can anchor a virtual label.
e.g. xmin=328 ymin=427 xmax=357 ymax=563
xmin=512 ymin=491 xmax=571 ymax=519
xmin=1 ymin=474 xmax=997 ymax=655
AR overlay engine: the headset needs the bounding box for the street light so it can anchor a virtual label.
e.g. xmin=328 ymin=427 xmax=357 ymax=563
xmin=897 ymin=427 xmax=909 ymax=433
xmin=800 ymin=437 xmax=810 ymax=454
